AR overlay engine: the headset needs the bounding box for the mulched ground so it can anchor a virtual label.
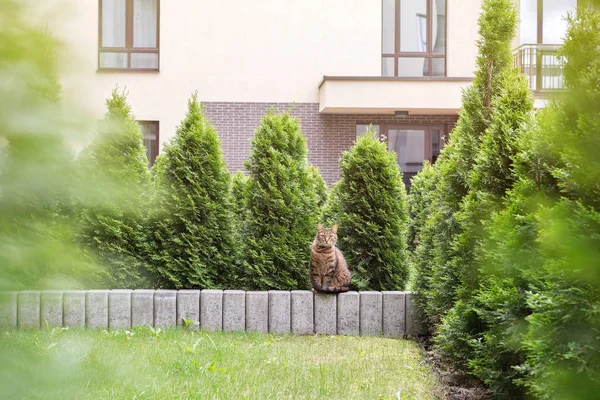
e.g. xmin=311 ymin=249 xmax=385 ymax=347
xmin=415 ymin=335 xmax=491 ymax=400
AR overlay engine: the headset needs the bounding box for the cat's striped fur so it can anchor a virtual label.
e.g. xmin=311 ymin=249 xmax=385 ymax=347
xmin=309 ymin=224 xmax=351 ymax=293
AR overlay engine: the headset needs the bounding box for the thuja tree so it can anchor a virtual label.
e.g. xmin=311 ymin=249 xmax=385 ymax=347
xmin=231 ymin=170 xmax=249 ymax=234
xmin=435 ymin=69 xmax=534 ymax=394
xmin=406 ymin=162 xmax=439 ymax=315
xmin=150 ymin=94 xmax=237 ymax=289
xmin=430 ymin=0 xmax=533 ymax=389
xmin=243 ymin=110 xmax=320 ymax=289
xmin=79 ymin=89 xmax=153 ymax=288
xmin=321 ymin=181 xmax=342 ymax=227
xmin=440 ymin=6 xmax=600 ymax=398
xmin=0 ymin=8 xmax=96 ymax=289
xmin=326 ymin=131 xmax=409 ymax=290
xmin=518 ymin=7 xmax=600 ymax=397
xmin=407 ymin=161 xmax=436 ymax=252
xmin=411 ymin=0 xmax=519 ymax=323
xmin=463 ymin=123 xmax=553 ymax=398
xmin=308 ymin=165 xmax=328 ymax=212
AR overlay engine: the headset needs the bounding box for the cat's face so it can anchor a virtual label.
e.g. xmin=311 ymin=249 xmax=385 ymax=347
xmin=315 ymin=224 xmax=338 ymax=247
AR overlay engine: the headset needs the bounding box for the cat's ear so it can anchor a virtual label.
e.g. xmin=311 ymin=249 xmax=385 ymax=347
xmin=317 ymin=223 xmax=323 ymax=231
xmin=332 ymin=224 xmax=338 ymax=233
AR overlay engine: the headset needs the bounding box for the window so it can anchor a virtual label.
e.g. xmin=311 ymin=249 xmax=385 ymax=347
xmin=519 ymin=0 xmax=577 ymax=45
xmin=356 ymin=124 xmax=381 ymax=139
xmin=516 ymin=0 xmax=575 ymax=91
xmin=382 ymin=0 xmax=446 ymax=77
xmin=99 ymin=0 xmax=159 ymax=70
xmin=357 ymin=123 xmax=445 ymax=189
xmin=138 ymin=121 xmax=159 ymax=165
xmin=385 ymin=125 xmax=443 ymax=188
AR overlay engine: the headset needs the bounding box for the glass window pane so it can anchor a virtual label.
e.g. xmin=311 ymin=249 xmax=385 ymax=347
xmin=431 ymin=128 xmax=441 ymax=163
xmin=382 ymin=57 xmax=395 ymax=77
xmin=400 ymin=0 xmax=427 ymax=52
xmin=541 ymin=51 xmax=563 ymax=90
xmin=432 ymin=58 xmax=445 ymax=76
xmin=398 ymin=57 xmax=428 ymax=77
xmin=356 ymin=124 xmax=380 ymax=139
xmin=382 ymin=0 xmax=395 ymax=53
xmin=388 ymin=129 xmax=426 ymax=188
xmin=388 ymin=130 xmax=426 ymax=169
xmin=520 ymin=0 xmax=537 ymax=44
xmin=432 ymin=0 xmax=446 ymax=54
xmin=543 ymin=0 xmax=576 ymax=44
xmin=131 ymin=53 xmax=159 ymax=69
xmin=99 ymin=52 xmax=128 ymax=68
xmin=139 ymin=121 xmax=158 ymax=165
xmin=102 ymin=0 xmax=126 ymax=47
xmin=134 ymin=0 xmax=158 ymax=48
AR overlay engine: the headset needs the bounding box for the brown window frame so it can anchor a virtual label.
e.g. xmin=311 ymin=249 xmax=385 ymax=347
xmin=138 ymin=120 xmax=159 ymax=166
xmin=98 ymin=0 xmax=160 ymax=72
xmin=382 ymin=0 xmax=447 ymax=77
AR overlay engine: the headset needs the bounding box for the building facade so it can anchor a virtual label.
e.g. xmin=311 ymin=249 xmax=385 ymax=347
xmin=48 ymin=0 xmax=575 ymax=186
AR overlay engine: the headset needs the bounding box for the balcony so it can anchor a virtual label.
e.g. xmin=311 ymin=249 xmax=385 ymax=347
xmin=514 ymin=44 xmax=564 ymax=95
xmin=318 ymin=76 xmax=473 ymax=115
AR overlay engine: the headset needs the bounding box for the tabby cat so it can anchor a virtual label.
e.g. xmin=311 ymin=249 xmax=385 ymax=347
xmin=309 ymin=224 xmax=351 ymax=293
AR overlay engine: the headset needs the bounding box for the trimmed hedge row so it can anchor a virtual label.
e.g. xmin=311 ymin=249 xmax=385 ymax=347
xmin=74 ymin=97 xmax=412 ymax=292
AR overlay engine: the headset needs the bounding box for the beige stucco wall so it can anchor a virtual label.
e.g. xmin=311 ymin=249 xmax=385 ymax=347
xmin=39 ymin=0 xmax=482 ymax=145
xmin=447 ymin=0 xmax=481 ymax=77
xmin=319 ymin=79 xmax=471 ymax=114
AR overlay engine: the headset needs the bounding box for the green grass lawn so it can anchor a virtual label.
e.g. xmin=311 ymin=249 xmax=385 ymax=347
xmin=0 ymin=327 xmax=444 ymax=399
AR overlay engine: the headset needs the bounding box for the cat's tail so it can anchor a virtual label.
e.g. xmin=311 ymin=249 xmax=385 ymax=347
xmin=313 ymin=285 xmax=350 ymax=294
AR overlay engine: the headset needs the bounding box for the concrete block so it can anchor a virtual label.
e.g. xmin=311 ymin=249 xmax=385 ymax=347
xmin=360 ymin=291 xmax=382 ymax=336
xmin=131 ymin=289 xmax=154 ymax=327
xmin=382 ymin=291 xmax=405 ymax=338
xmin=177 ymin=290 xmax=200 ymax=329
xmin=291 ymin=290 xmax=314 ymax=335
xmin=18 ymin=291 xmax=40 ymax=329
xmin=246 ymin=291 xmax=268 ymax=333
xmin=109 ymin=290 xmax=132 ymax=329
xmin=200 ymin=290 xmax=223 ymax=332
xmin=0 ymin=292 xmax=17 ymax=329
xmin=154 ymin=290 xmax=177 ymax=328
xmin=63 ymin=290 xmax=86 ymax=329
xmin=337 ymin=291 xmax=360 ymax=336
xmin=268 ymin=291 xmax=290 ymax=334
xmin=405 ymin=292 xmax=427 ymax=337
xmin=223 ymin=290 xmax=245 ymax=332
xmin=41 ymin=290 xmax=63 ymax=328
xmin=86 ymin=290 xmax=109 ymax=329
xmin=314 ymin=292 xmax=336 ymax=335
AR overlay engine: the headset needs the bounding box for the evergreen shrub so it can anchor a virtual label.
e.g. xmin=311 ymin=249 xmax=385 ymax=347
xmin=243 ymin=110 xmax=320 ymax=289
xmin=323 ymin=131 xmax=409 ymax=290
xmin=150 ymin=93 xmax=237 ymax=289
xmin=78 ymin=89 xmax=153 ymax=288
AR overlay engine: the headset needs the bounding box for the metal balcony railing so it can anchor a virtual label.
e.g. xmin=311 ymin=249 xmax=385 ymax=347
xmin=514 ymin=44 xmax=564 ymax=94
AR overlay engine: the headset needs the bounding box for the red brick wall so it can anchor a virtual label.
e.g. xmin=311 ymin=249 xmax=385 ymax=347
xmin=203 ymin=102 xmax=459 ymax=185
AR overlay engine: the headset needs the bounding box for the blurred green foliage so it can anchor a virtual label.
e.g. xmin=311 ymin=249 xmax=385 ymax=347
xmin=78 ymin=89 xmax=154 ymax=289
xmin=0 ymin=0 xmax=96 ymax=290
xmin=409 ymin=2 xmax=600 ymax=398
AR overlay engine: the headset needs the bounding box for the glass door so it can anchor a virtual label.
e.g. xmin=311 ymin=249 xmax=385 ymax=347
xmin=385 ymin=125 xmax=443 ymax=188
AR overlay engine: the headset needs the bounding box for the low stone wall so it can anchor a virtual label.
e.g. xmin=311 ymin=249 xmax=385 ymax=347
xmin=0 ymin=290 xmax=426 ymax=338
